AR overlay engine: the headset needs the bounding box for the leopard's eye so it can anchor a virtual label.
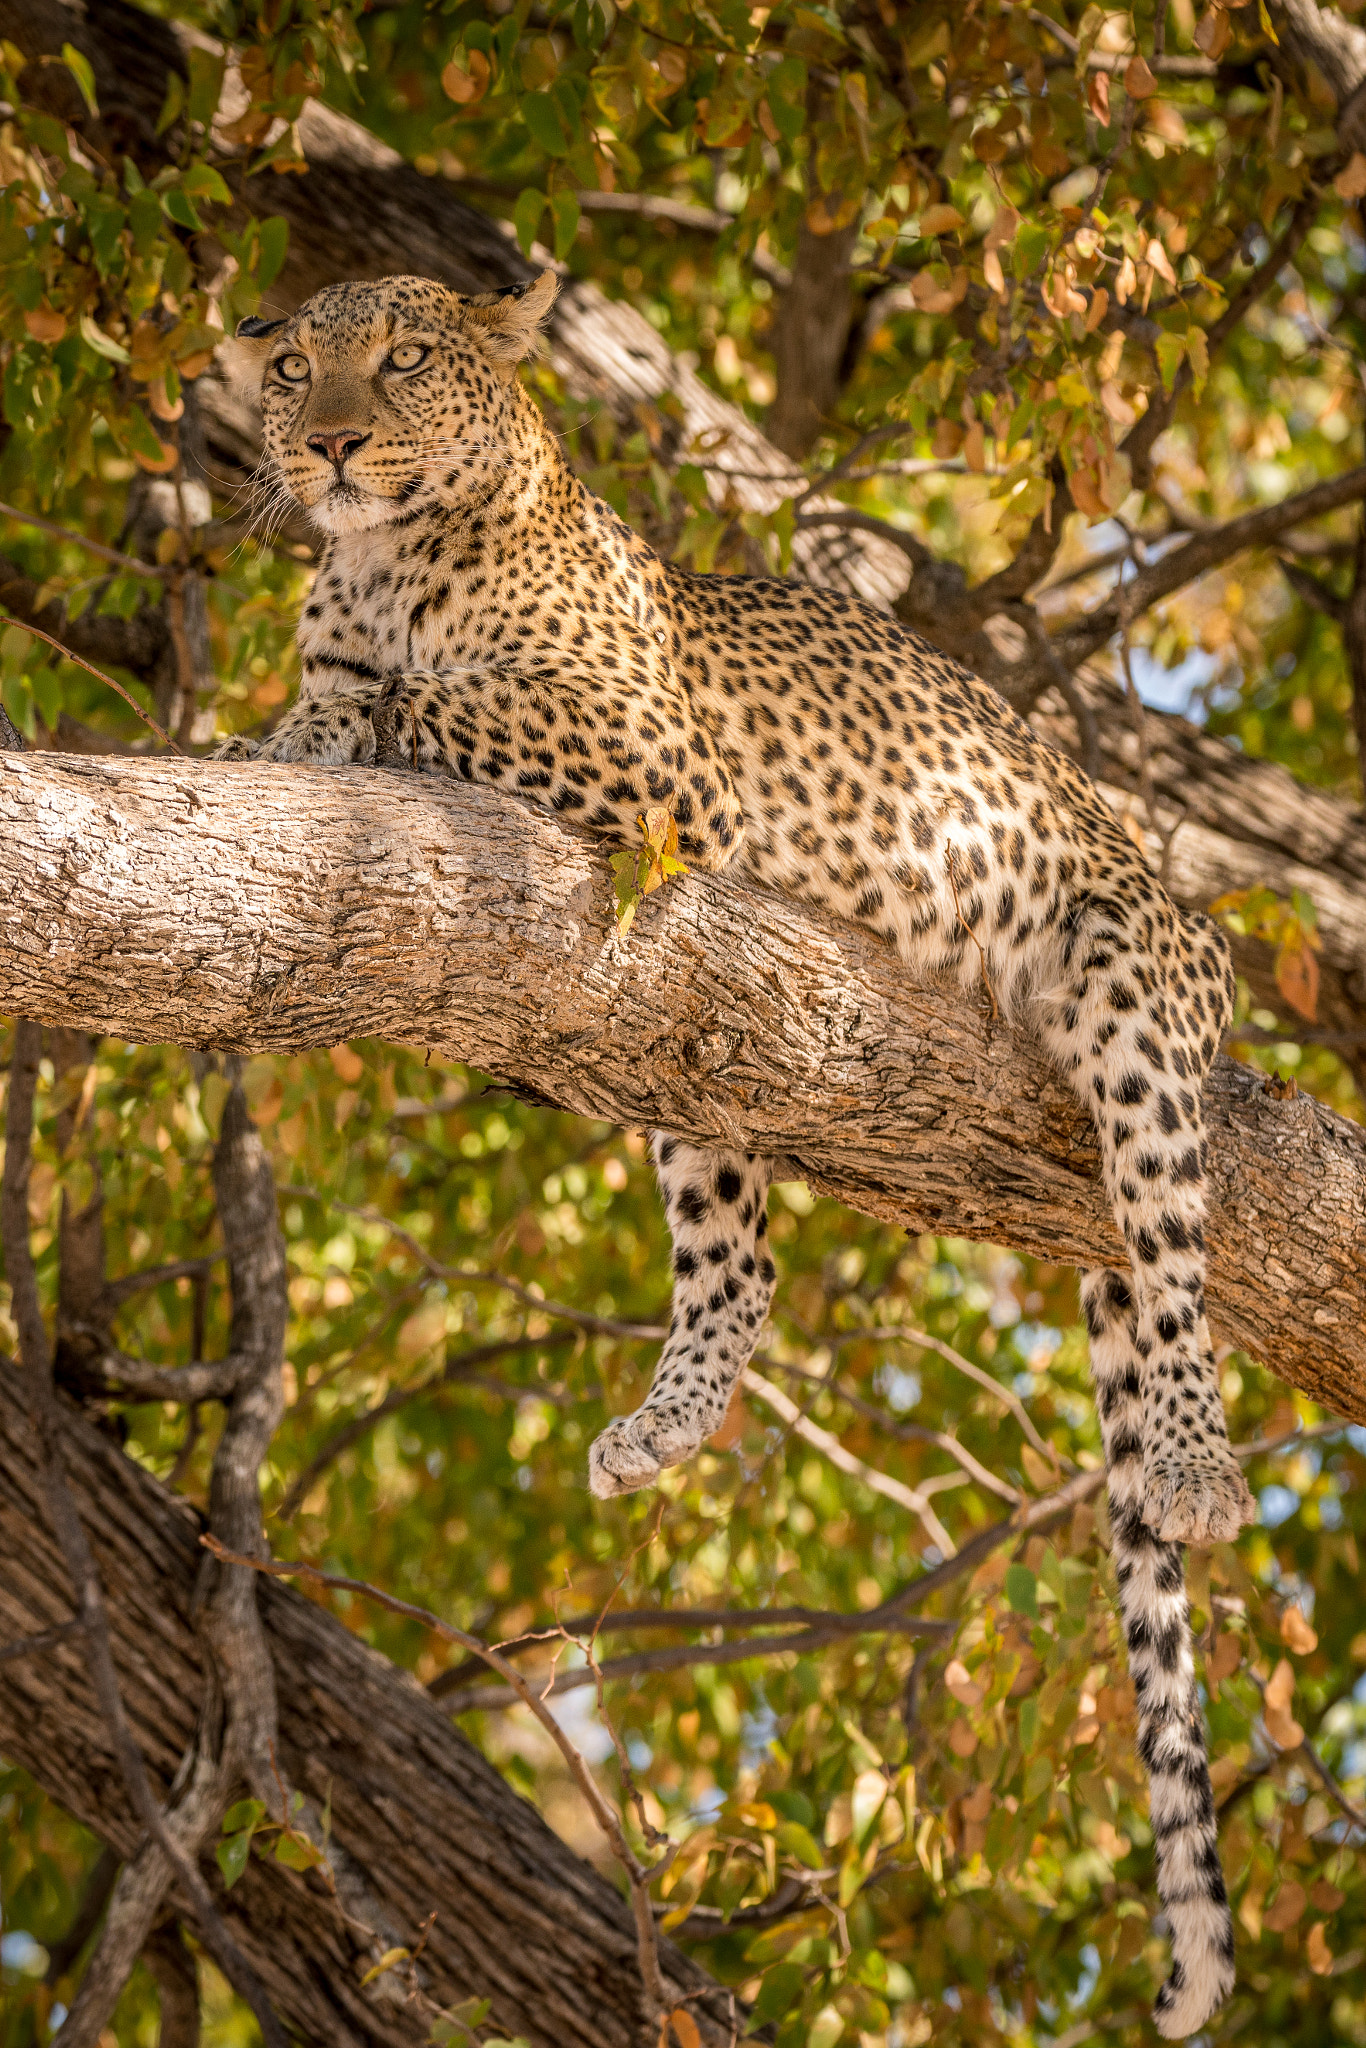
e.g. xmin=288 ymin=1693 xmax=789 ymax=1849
xmin=274 ymin=352 xmax=311 ymax=384
xmin=387 ymin=341 xmax=429 ymax=372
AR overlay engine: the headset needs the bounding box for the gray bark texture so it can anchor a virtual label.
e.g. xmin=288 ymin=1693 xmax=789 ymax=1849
xmin=1 ymin=749 xmax=1363 ymax=1423
xmin=0 ymin=1360 xmax=732 ymax=2048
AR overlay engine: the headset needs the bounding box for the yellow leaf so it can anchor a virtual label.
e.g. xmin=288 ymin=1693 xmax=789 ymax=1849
xmin=669 ymin=2012 xmax=703 ymax=2048
xmin=1311 ymin=1880 xmax=1346 ymax=1912
xmin=1307 ymin=1921 xmax=1334 ymax=1974
xmin=1020 ymin=1444 xmax=1057 ymax=1491
xmin=1195 ymin=6 xmax=1232 ymax=58
xmin=359 ymin=1946 xmax=409 ymax=1987
xmin=1280 ymin=1604 xmax=1318 ymax=1655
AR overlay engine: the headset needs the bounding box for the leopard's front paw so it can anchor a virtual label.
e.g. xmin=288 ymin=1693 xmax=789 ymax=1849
xmin=1141 ymin=1454 xmax=1256 ymax=1546
xmin=214 ymin=734 xmax=262 ymax=760
xmin=588 ymin=1404 xmax=706 ymax=1499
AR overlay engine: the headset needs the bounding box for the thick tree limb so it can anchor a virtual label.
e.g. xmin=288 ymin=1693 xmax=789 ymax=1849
xmin=0 ymin=1362 xmax=734 ymax=2048
xmin=1 ymin=1023 xmax=286 ymax=2048
xmin=1 ymin=751 xmax=1362 ymax=1419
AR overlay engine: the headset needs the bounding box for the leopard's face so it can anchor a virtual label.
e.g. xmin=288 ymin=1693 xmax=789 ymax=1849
xmin=242 ymin=272 xmax=555 ymax=537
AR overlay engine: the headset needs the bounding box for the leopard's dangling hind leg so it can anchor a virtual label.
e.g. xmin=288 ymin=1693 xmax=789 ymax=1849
xmin=589 ymin=1137 xmax=774 ymax=1497
xmin=1081 ymin=1269 xmax=1236 ymax=2039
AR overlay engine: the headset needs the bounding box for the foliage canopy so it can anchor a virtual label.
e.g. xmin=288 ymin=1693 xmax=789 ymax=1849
xmin=1 ymin=2 xmax=1365 ymax=2045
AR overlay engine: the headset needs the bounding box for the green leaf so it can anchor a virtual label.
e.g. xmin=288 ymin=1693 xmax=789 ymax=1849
xmin=513 ymin=187 xmax=547 ymax=257
xmin=216 ymin=1829 xmax=253 ymax=1890
xmin=60 ymin=43 xmax=99 ymax=118
xmin=274 ymin=1830 xmax=325 ymax=1871
xmin=749 ymin=1961 xmax=805 ymax=2025
xmin=30 ymin=664 xmax=63 ymax=735
xmin=258 ymin=216 xmax=290 ymax=290
xmin=161 ymin=185 xmax=203 ymax=233
xmin=155 ymin=70 xmax=185 ymax=137
xmin=1005 ymin=1563 xmax=1037 ymax=1616
xmin=521 ymin=92 xmax=571 ymax=156
xmin=551 ymin=190 xmax=580 ymax=262
xmin=765 ymin=55 xmax=807 ymax=142
xmin=186 ymin=47 xmax=227 ymax=130
xmin=128 ymin=187 xmax=163 ymax=255
xmin=776 ymin=1820 xmax=824 ymax=1868
xmin=183 ymin=162 xmax=232 ymax=208
xmin=1155 ymin=330 xmax=1186 ymax=396
xmin=1186 ymin=324 xmax=1209 ymax=399
xmin=221 ymin=1797 xmax=266 ymax=1834
xmin=77 ymin=312 xmax=130 ymax=364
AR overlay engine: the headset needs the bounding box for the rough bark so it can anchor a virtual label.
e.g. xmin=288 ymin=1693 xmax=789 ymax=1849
xmin=0 ymin=1361 xmax=733 ymax=2048
xmin=1 ymin=750 xmax=1362 ymax=1421
xmin=765 ymin=213 xmax=861 ymax=458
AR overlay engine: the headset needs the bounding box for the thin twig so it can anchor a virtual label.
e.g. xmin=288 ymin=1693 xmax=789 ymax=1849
xmin=758 ymin=1355 xmax=1022 ymax=1504
xmin=0 ymin=499 xmax=165 ymax=580
xmin=198 ymin=1537 xmax=707 ymax=2029
xmin=0 ymin=613 xmax=182 ymax=754
xmin=106 ymin=1251 xmax=227 ymax=1306
xmin=274 ymin=1330 xmax=577 ymax=1519
xmin=742 ymin=1368 xmax=960 ymax=1553
xmin=0 ymin=1619 xmax=83 ymax=1663
xmin=280 ymin=1184 xmax=667 ymax=1340
xmin=889 ymin=1327 xmax=1061 ymax=1466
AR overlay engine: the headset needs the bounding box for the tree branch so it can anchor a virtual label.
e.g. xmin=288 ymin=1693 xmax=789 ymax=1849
xmin=1 ymin=1025 xmax=286 ymax=2048
xmin=0 ymin=1358 xmax=734 ymax=2046
xmin=2 ymin=752 xmax=1362 ymax=1418
xmin=1059 ymin=462 xmax=1366 ymax=658
xmin=274 ymin=1331 xmax=578 ymax=1520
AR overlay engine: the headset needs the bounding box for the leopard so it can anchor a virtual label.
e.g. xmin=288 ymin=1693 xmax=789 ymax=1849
xmin=223 ymin=269 xmax=1257 ymax=2037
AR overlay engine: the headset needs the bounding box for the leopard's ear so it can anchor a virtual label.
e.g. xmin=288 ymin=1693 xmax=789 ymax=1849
xmin=232 ymin=314 xmax=287 ymax=362
xmin=459 ymin=270 xmax=558 ymax=366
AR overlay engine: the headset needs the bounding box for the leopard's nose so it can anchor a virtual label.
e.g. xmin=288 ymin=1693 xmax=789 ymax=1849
xmin=307 ymin=429 xmax=370 ymax=467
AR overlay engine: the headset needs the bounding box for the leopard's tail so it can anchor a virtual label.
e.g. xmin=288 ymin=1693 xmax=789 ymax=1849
xmin=1081 ymin=1268 xmax=1236 ymax=2040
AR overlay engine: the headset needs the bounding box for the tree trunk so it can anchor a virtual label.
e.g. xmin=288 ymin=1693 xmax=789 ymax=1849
xmin=765 ymin=214 xmax=860 ymax=459
xmin=1 ymin=750 xmax=1362 ymax=1420
xmin=0 ymin=1362 xmax=733 ymax=2048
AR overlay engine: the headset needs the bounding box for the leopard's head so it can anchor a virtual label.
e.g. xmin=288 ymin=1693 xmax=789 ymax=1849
xmin=234 ymin=271 xmax=557 ymax=537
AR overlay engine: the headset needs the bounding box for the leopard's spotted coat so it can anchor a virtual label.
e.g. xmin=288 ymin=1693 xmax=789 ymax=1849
xmin=225 ymin=272 xmax=1256 ymax=2035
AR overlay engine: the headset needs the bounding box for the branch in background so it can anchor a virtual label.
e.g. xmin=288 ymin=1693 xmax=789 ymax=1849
xmin=0 ymin=1619 xmax=83 ymax=1663
xmin=73 ymin=1347 xmax=249 ymax=1404
xmin=1061 ymin=461 xmax=1366 ymax=657
xmin=200 ymin=1536 xmax=730 ymax=2040
xmin=573 ymin=189 xmax=791 ymax=289
xmin=274 ymin=1329 xmax=578 ymax=1519
xmin=741 ymin=1366 xmax=961 ymax=1553
xmin=1 ymin=1024 xmax=287 ymax=2048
